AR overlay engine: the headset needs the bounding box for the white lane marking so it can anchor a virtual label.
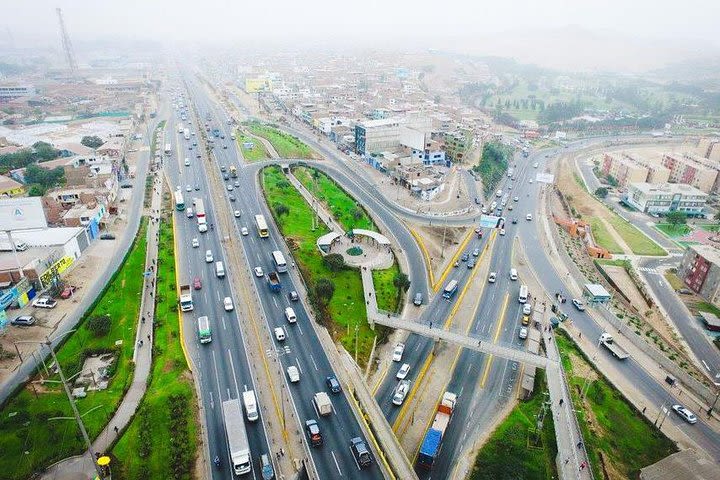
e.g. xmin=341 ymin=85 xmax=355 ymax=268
xmin=702 ymin=360 xmax=710 ymax=372
xmin=309 ymin=354 xmax=319 ymax=371
xmin=297 ymin=323 xmax=304 ymax=336
xmin=216 ymin=290 xmax=221 ymax=302
xmin=331 ymin=451 xmax=343 ymax=477
xmin=222 ymin=317 xmax=227 ymax=330
xmin=273 ymin=297 xmax=279 ymax=309
xmin=296 ymin=357 xmax=304 ymax=375
xmin=228 ymin=349 xmax=241 ymax=398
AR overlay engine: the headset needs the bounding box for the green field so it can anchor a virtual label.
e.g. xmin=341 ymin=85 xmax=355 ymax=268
xmin=293 ymin=166 xmax=375 ymax=231
xmin=247 ymin=121 xmax=314 ymax=159
xmin=587 ymin=218 xmax=624 ymax=254
xmin=0 ymin=220 xmax=148 ymax=480
xmin=112 ymin=218 xmax=197 ymax=479
xmin=556 ymin=331 xmax=677 ymax=478
xmin=607 ymin=215 xmax=666 ymax=256
xmin=656 ymin=223 xmax=692 ymax=238
xmin=261 ymin=166 xmax=377 ymax=365
xmin=236 ymin=132 xmax=270 ymax=162
xmin=469 ymin=372 xmax=558 ymax=480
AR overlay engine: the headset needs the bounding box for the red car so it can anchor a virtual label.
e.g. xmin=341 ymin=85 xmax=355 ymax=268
xmin=60 ymin=286 xmax=77 ymax=299
xmin=193 ymin=276 xmax=202 ymax=290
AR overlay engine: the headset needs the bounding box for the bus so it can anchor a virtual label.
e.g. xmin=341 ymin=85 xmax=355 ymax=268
xmin=272 ymin=250 xmax=288 ymax=273
xmin=254 ymin=214 xmax=269 ymax=238
xmin=164 ymin=143 xmax=172 ymax=155
xmin=518 ymin=285 xmax=529 ymax=304
xmin=442 ymin=279 xmax=459 ymax=299
xmin=198 ymin=316 xmax=211 ymax=344
xmin=174 ymin=190 xmax=185 ymax=211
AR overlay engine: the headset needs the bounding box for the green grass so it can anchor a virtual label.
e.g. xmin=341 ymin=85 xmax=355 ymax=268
xmin=607 ymin=215 xmax=665 ymax=256
xmin=236 ymin=132 xmax=270 ymax=162
xmin=469 ymin=372 xmax=558 ymax=480
xmin=655 ymin=223 xmax=692 ymax=238
xmin=587 ymin=218 xmax=624 ymax=254
xmin=696 ymin=301 xmax=720 ymax=317
xmin=372 ymin=263 xmax=402 ymax=313
xmin=555 ymin=331 xmax=677 ymax=478
xmin=247 ymin=121 xmax=314 ymax=159
xmin=699 ymin=224 xmax=720 ymax=232
xmin=473 ymin=142 xmax=511 ymax=197
xmin=261 ymin=166 xmax=376 ymax=365
xmin=112 ymin=218 xmax=197 ymax=479
xmin=0 ymin=220 xmax=148 ymax=480
xmin=150 ymin=120 xmax=166 ymax=157
xmin=293 ymin=166 xmax=375 ymax=231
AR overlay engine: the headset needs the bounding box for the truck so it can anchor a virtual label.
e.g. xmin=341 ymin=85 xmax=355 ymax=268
xmin=599 ymin=333 xmax=629 ymax=360
xmin=179 ymin=284 xmax=194 ymax=311
xmin=418 ymin=391 xmax=457 ymax=470
xmin=267 ymin=271 xmax=282 ymax=292
xmin=229 ymin=165 xmax=237 ymax=178
xmin=313 ymin=392 xmax=333 ymax=416
xmin=222 ymin=399 xmax=251 ymax=475
xmin=195 ymin=199 xmax=206 ymax=219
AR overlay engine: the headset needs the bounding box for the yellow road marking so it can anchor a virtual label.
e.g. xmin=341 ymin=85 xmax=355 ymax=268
xmin=372 ymin=361 xmax=392 ymax=395
xmin=171 ymin=190 xmax=193 ymax=371
xmin=408 ymin=226 xmax=435 ymax=289
xmin=433 ymin=228 xmax=475 ymax=292
xmin=392 ymin=351 xmax=435 ymax=432
xmin=480 ymin=293 xmax=510 ymax=388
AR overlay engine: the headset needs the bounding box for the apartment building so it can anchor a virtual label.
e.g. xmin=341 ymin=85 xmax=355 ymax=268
xmin=354 ymin=116 xmax=433 ymax=156
xmin=697 ymin=137 xmax=720 ymax=162
xmin=661 ymin=152 xmax=720 ymax=193
xmin=678 ymin=244 xmax=720 ymax=307
xmin=624 ymin=182 xmax=707 ymax=216
xmin=601 ymin=152 xmax=670 ymax=187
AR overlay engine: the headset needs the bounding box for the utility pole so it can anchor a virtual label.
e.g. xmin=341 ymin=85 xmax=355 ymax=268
xmin=440 ymin=217 xmax=448 ymax=259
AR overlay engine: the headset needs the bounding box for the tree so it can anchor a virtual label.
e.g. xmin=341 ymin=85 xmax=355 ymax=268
xmin=714 ymin=210 xmax=720 ymax=222
xmin=81 ymin=135 xmax=104 ymax=149
xmin=666 ymin=210 xmax=687 ymax=226
xmin=274 ymin=203 xmax=289 ymax=216
xmin=24 ymin=164 xmax=64 ymax=191
xmin=393 ymin=273 xmax=411 ymax=292
xmin=314 ymin=278 xmax=335 ymax=304
xmin=594 ymin=187 xmax=609 ymax=199
xmin=86 ymin=314 xmax=112 ymax=337
xmin=323 ymin=253 xmax=345 ymax=272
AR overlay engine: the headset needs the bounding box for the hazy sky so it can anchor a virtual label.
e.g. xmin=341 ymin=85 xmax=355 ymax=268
xmin=5 ymin=0 xmax=720 ymax=47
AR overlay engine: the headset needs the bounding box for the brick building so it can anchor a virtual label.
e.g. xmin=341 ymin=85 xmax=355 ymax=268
xmin=661 ymin=152 xmax=720 ymax=193
xmin=601 ymin=152 xmax=670 ymax=187
xmin=678 ymin=244 xmax=720 ymax=307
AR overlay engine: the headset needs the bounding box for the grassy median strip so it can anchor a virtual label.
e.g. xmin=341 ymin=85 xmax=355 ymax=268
xmin=469 ymin=372 xmax=558 ymax=480
xmin=246 ymin=121 xmax=314 ymax=159
xmin=555 ymin=330 xmax=676 ymax=478
xmin=112 ymin=218 xmax=197 ymax=480
xmin=235 ymin=131 xmax=270 ymax=162
xmin=0 ymin=219 xmax=148 ymax=480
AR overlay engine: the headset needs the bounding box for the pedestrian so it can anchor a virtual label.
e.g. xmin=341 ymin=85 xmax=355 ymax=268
xmin=147 ymin=334 xmax=150 ymax=341
xmin=141 ymin=316 xmax=146 ymax=324
xmin=429 ymin=321 xmax=433 ymax=329
xmin=642 ymin=406 xmax=647 ymax=414
xmin=565 ymin=458 xmax=569 ymax=465
xmin=579 ymin=332 xmax=582 ymax=339
xmin=577 ymin=441 xmax=583 ymax=449
xmin=559 ymin=398 xmax=564 ymax=406
xmin=580 ymin=462 xmax=586 ymax=471
xmin=114 ymin=425 xmax=119 ymax=434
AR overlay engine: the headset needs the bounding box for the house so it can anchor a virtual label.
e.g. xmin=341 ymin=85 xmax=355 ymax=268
xmin=0 ymin=175 xmax=25 ymax=197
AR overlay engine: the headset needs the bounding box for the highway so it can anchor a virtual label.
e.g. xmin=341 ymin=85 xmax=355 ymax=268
xmin=179 ymin=74 xmax=383 ymax=479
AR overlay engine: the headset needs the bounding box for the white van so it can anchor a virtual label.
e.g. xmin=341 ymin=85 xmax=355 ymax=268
xmin=285 ymin=307 xmax=297 ymax=323
xmin=186 ymin=208 xmax=194 ymax=218
xmin=509 ymin=268 xmax=518 ymax=281
xmin=242 ymin=390 xmax=259 ymax=422
xmin=184 ymin=158 xmax=190 ymax=166
xmin=215 ymin=261 xmax=225 ymax=278
xmin=518 ymin=284 xmax=529 ymax=303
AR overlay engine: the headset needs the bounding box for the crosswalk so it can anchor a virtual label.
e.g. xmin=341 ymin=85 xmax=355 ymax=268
xmin=637 ymin=266 xmax=658 ymax=275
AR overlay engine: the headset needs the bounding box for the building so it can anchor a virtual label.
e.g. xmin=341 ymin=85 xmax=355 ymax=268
xmin=355 ymin=118 xmax=404 ymax=155
xmin=677 ymin=244 xmax=720 ymax=307
xmin=661 ymin=152 xmax=720 ymax=193
xmin=0 ymin=85 xmax=35 ymax=100
xmin=697 ymin=137 xmax=720 ymax=162
xmin=0 ymin=175 xmax=25 ymax=197
xmin=639 ymin=449 xmax=718 ymax=480
xmin=601 ymin=152 xmax=670 ymax=187
xmin=624 ymin=183 xmax=707 ymax=217
xmin=441 ymin=128 xmax=473 ymax=162
xmin=245 ymin=77 xmax=272 ymax=93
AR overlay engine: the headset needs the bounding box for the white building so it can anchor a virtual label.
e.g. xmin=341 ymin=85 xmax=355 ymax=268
xmin=624 ymin=183 xmax=707 ymax=217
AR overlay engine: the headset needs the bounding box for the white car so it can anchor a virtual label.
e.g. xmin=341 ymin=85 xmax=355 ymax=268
xmin=396 ymin=363 xmax=410 ymax=380
xmin=519 ymin=327 xmax=528 ymax=340
xmin=234 ymin=210 xmax=241 ymax=218
xmin=184 ymin=158 xmax=190 ymax=166
xmin=241 ymin=227 xmax=249 ymax=236
xmin=523 ymin=304 xmax=532 ymax=315
xmin=572 ymin=299 xmax=586 ymax=311
xmin=254 ymin=266 xmax=264 ymax=277
xmin=205 ymin=250 xmax=213 ymax=263
xmin=32 ymin=296 xmax=57 ymax=309
xmin=513 ymin=196 xmax=519 ymax=202
xmin=185 ymin=185 xmax=192 ymax=192
xmin=526 ymin=214 xmax=533 ymax=221
xmin=488 ymin=272 xmax=497 ymax=283
xmin=274 ymin=327 xmax=286 ymax=341
xmin=529 ymin=179 xmax=534 ymax=184
xmin=287 ymin=365 xmax=300 ymax=383
xmin=392 ymin=343 xmax=405 ymax=362
xmin=223 ymin=297 xmax=234 ymax=311
xmin=672 ymin=404 xmax=697 ymax=424
xmin=392 ymin=380 xmax=411 ymax=406
xmin=191 ymin=238 xmax=199 ymax=248
xmin=227 ymin=184 xmax=234 ymax=191
xmin=499 ymin=228 xmax=506 ymax=236
xmin=285 ymin=307 xmax=297 ymax=323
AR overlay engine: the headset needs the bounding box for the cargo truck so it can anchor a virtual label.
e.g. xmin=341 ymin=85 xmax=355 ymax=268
xmin=267 ymin=271 xmax=282 ymax=292
xmin=179 ymin=284 xmax=194 ymax=311
xmin=313 ymin=392 xmax=333 ymax=416
xmin=418 ymin=391 xmax=457 ymax=469
xmin=599 ymin=333 xmax=629 ymax=360
xmin=222 ymin=399 xmax=251 ymax=475
xmin=230 ymin=165 xmax=237 ymax=178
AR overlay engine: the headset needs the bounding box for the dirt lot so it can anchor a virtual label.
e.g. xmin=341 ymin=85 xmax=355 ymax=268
xmin=413 ymin=225 xmax=470 ymax=279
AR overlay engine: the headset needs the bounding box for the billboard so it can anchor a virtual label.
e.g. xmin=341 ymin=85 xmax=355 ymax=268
xmin=536 ymin=173 xmax=555 ymax=184
xmin=479 ymin=215 xmax=506 ymax=229
xmin=0 ymin=197 xmax=47 ymax=231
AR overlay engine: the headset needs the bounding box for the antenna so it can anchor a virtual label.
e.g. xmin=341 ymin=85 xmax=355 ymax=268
xmin=56 ymin=8 xmax=78 ymax=73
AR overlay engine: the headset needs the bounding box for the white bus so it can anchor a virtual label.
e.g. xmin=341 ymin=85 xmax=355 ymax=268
xmin=518 ymin=285 xmax=529 ymax=303
xmin=174 ymin=190 xmax=185 ymax=211
xmin=198 ymin=316 xmax=211 ymax=344
xmin=254 ymin=214 xmax=269 ymax=238
xmin=272 ymin=250 xmax=287 ymax=273
xmin=164 ymin=143 xmax=172 ymax=155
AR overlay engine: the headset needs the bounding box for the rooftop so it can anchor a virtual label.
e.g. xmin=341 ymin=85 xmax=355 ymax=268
xmin=584 ymin=283 xmax=611 ymax=299
xmin=639 ymin=449 xmax=718 ymax=480
xmin=0 ymin=227 xmax=84 ymax=247
xmin=689 ymin=243 xmax=720 ymax=266
xmin=629 ymin=182 xmax=708 ymax=197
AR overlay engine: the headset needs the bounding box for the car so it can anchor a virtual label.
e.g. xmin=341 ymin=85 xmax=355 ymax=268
xmin=676 ymin=288 xmax=692 ymax=295
xmin=234 ymin=210 xmax=241 ymax=218
xmin=526 ymin=214 xmax=533 ymax=221
xmin=234 ymin=181 xmax=240 ymax=187
xmin=192 ymin=238 xmax=199 ymax=248
xmin=519 ymin=327 xmax=528 ymax=340
xmin=392 ymin=380 xmax=411 ymax=406
xmin=254 ymin=266 xmax=264 ymax=277
xmin=223 ymin=173 xmax=229 ymax=180
xmin=472 ymin=248 xmax=480 ymax=257
xmin=326 ymin=375 xmax=342 ymax=393
xmin=284 ymin=307 xmax=297 ymax=323
xmin=60 ymin=285 xmax=77 ymax=299
xmin=32 ymin=296 xmax=57 ymax=309
xmin=274 ymin=327 xmax=286 ymax=341
xmin=572 ymin=299 xmax=586 ymax=311
xmin=499 ymin=228 xmax=506 ymax=236
xmin=193 ymin=277 xmax=202 ymax=290
xmin=288 ymin=290 xmax=299 ymax=302
xmin=184 ymin=158 xmax=191 ymax=166
xmin=522 ymin=315 xmax=530 ymax=326
xmin=396 ymin=363 xmax=410 ymax=380
xmin=220 ymin=165 xmax=226 ymax=172
xmin=11 ymin=315 xmax=35 ymax=326
xmin=392 ymin=343 xmax=405 ymax=362
xmin=186 ymin=185 xmax=192 ymax=192
xmin=241 ymin=227 xmax=249 ymax=236
xmin=461 ymin=253 xmax=469 ymax=262
xmin=305 ymin=420 xmax=323 ymax=447
xmin=227 ymin=184 xmax=234 ymax=191
xmin=514 ymin=196 xmax=519 ymax=202
xmin=194 ymin=185 xmax=200 ymax=191
xmin=350 ymin=437 xmax=373 ymax=468
xmin=413 ymin=292 xmax=423 ymax=306
xmin=672 ymin=404 xmax=697 ymax=424
xmin=223 ymin=144 xmax=228 ymax=149
xmin=467 ymin=260 xmax=475 ymax=269
xmin=205 ymin=250 xmax=213 ymax=263
xmin=523 ymin=303 xmax=532 ymax=315
xmin=474 ymin=227 xmax=481 ymax=234
xmin=287 ymin=365 xmax=300 ymax=383
xmin=508 ymin=205 xmax=514 ymax=211
xmin=488 ymin=272 xmax=497 ymax=283
xmin=529 ymin=179 xmax=534 ymax=184
xmin=223 ymin=296 xmax=234 ymax=311
xmin=229 ymin=194 xmax=236 ymax=202
xmin=260 ymin=453 xmax=274 ymax=480
xmin=511 ymin=218 xmax=518 ymax=224
xmin=100 ymin=233 xmax=116 ymax=240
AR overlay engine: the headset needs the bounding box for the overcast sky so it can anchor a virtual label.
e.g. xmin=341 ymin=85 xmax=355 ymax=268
xmin=5 ymin=0 xmax=719 ymax=47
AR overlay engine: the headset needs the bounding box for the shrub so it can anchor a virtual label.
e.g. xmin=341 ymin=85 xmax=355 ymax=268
xmin=323 ymin=253 xmax=345 ymax=272
xmin=86 ymin=314 xmax=112 ymax=337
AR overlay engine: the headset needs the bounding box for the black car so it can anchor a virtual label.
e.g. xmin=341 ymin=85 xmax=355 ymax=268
xmin=461 ymin=253 xmax=469 ymax=262
xmin=350 ymin=437 xmax=372 ymax=468
xmin=326 ymin=375 xmax=341 ymax=393
xmin=305 ymin=420 xmax=323 ymax=447
xmin=100 ymin=233 xmax=116 ymax=240
xmin=511 ymin=218 xmax=518 ymax=224
xmin=288 ymin=291 xmax=299 ymax=302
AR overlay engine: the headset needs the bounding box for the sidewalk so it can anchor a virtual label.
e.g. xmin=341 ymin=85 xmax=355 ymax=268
xmin=40 ymin=174 xmax=164 ymax=480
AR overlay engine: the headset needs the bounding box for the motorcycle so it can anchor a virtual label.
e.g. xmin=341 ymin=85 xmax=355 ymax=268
xmin=213 ymin=456 xmax=221 ymax=468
